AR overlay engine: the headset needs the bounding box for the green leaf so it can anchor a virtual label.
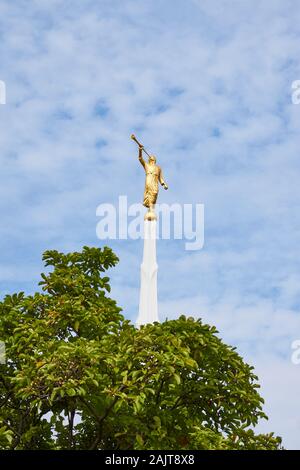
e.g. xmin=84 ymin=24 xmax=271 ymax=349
xmin=136 ymin=434 xmax=144 ymax=446
xmin=174 ymin=373 xmax=181 ymax=385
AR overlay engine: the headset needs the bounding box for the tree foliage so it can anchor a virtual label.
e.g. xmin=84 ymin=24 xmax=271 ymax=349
xmin=0 ymin=246 xmax=282 ymax=450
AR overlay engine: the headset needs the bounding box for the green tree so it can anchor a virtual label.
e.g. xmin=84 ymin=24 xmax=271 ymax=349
xmin=0 ymin=246 xmax=282 ymax=450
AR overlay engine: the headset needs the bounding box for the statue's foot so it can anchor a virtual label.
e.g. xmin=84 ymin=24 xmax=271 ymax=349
xmin=144 ymin=210 xmax=157 ymax=221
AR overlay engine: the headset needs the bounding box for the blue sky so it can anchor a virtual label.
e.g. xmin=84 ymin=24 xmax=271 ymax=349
xmin=1 ymin=0 xmax=300 ymax=448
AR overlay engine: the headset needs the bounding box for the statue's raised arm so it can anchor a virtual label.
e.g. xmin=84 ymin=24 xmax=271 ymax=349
xmin=138 ymin=145 xmax=146 ymax=169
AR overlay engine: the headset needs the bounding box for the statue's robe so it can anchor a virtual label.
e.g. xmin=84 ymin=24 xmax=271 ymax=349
xmin=139 ymin=156 xmax=166 ymax=208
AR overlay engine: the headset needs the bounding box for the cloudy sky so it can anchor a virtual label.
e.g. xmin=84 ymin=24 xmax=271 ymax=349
xmin=1 ymin=0 xmax=300 ymax=448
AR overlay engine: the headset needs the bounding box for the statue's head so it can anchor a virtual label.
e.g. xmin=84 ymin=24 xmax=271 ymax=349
xmin=149 ymin=155 xmax=156 ymax=164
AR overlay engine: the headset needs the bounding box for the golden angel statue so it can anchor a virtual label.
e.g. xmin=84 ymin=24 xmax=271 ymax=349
xmin=131 ymin=134 xmax=168 ymax=220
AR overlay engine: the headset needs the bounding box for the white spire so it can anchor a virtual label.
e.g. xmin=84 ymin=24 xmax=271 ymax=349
xmin=136 ymin=220 xmax=159 ymax=327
